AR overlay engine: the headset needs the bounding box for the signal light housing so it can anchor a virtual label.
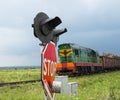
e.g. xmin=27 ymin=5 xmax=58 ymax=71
xmin=32 ymin=12 xmax=67 ymax=45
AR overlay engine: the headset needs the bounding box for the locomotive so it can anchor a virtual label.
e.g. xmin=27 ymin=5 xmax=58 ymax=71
xmin=56 ymin=43 xmax=120 ymax=75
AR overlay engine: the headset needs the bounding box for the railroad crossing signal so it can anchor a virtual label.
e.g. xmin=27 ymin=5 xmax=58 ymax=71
xmin=42 ymin=41 xmax=57 ymax=100
xmin=32 ymin=12 xmax=67 ymax=45
xmin=32 ymin=12 xmax=67 ymax=100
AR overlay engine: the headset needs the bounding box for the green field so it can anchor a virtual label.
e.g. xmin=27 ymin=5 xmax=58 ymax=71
xmin=0 ymin=69 xmax=120 ymax=100
xmin=0 ymin=69 xmax=40 ymax=82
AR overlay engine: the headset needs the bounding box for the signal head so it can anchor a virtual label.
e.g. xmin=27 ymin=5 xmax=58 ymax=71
xmin=32 ymin=12 xmax=67 ymax=45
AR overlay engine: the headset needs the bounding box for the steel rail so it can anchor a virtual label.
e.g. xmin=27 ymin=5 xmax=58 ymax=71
xmin=0 ymin=79 xmax=41 ymax=87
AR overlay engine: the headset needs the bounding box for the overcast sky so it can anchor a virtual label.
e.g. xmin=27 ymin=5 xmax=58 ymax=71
xmin=0 ymin=0 xmax=120 ymax=66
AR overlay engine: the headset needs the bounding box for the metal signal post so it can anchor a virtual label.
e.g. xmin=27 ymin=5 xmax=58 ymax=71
xmin=32 ymin=12 xmax=67 ymax=100
xmin=42 ymin=41 xmax=56 ymax=100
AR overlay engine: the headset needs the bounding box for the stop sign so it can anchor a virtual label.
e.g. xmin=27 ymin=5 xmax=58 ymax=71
xmin=41 ymin=41 xmax=56 ymax=99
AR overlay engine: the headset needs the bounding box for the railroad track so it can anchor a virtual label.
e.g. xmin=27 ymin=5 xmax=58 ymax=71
xmin=0 ymin=79 xmax=41 ymax=87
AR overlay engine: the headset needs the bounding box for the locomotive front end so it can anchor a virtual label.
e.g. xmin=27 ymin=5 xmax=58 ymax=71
xmin=56 ymin=44 xmax=75 ymax=74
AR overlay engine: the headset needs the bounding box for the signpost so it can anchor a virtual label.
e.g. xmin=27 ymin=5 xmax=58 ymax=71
xmin=32 ymin=12 xmax=67 ymax=100
xmin=42 ymin=41 xmax=57 ymax=100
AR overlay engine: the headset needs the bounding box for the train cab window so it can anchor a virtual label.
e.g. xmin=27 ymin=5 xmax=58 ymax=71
xmin=75 ymin=49 xmax=79 ymax=56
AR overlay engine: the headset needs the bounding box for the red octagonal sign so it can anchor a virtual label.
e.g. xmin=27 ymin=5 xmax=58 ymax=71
xmin=42 ymin=41 xmax=56 ymax=99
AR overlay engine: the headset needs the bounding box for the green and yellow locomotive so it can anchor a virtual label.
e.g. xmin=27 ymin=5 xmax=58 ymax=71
xmin=57 ymin=43 xmax=102 ymax=75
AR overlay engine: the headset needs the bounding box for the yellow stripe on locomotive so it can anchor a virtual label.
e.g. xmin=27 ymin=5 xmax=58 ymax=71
xmin=59 ymin=49 xmax=72 ymax=56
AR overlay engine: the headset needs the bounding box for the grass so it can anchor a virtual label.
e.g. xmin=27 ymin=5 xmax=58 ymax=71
xmin=69 ymin=72 xmax=120 ymax=100
xmin=0 ymin=82 xmax=43 ymax=100
xmin=0 ymin=69 xmax=120 ymax=100
xmin=0 ymin=69 xmax=40 ymax=82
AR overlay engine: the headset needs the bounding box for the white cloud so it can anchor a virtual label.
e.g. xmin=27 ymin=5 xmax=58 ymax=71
xmin=0 ymin=27 xmax=26 ymax=46
xmin=0 ymin=53 xmax=40 ymax=67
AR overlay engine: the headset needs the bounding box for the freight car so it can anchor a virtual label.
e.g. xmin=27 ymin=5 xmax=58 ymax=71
xmin=100 ymin=55 xmax=120 ymax=70
xmin=56 ymin=43 xmax=120 ymax=75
